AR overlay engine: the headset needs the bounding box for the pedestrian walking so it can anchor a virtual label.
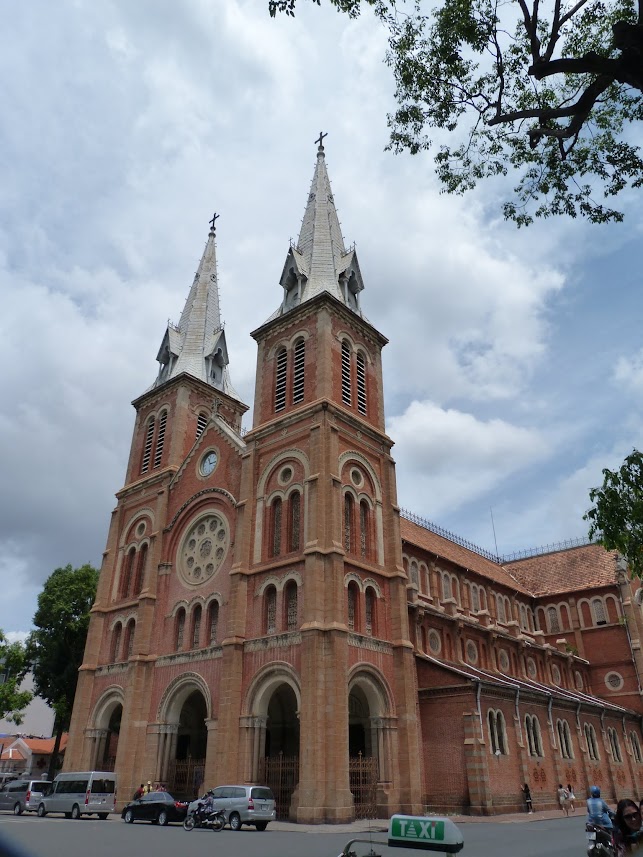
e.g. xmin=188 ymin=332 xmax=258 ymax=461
xmin=522 ymin=783 xmax=533 ymax=813
xmin=567 ymin=783 xmax=576 ymax=813
xmin=558 ymin=783 xmax=570 ymax=816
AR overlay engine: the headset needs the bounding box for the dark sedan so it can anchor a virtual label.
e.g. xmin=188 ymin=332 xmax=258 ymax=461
xmin=121 ymin=791 xmax=188 ymax=826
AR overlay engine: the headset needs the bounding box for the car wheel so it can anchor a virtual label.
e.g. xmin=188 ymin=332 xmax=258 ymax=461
xmin=98 ymin=813 xmax=109 ymax=820
xmin=255 ymin=822 xmax=268 ymax=831
xmin=13 ymin=803 xmax=23 ymax=816
xmin=157 ymin=809 xmax=168 ymax=826
xmin=37 ymin=804 xmax=47 ymax=818
xmin=71 ymin=804 xmax=81 ymax=820
xmin=124 ymin=809 xmax=134 ymax=824
xmin=229 ymin=812 xmax=242 ymax=831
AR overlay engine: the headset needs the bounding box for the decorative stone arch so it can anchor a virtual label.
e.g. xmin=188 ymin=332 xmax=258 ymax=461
xmin=204 ymin=591 xmax=223 ymax=610
xmin=605 ymin=593 xmax=620 ymax=622
xmin=245 ymin=661 xmax=302 ymax=718
xmin=338 ymin=451 xmax=383 ymax=565
xmin=158 ymin=672 xmax=212 ymax=724
xmin=558 ymin=601 xmax=571 ymax=630
xmin=536 ymin=605 xmax=548 ymax=631
xmin=164 ymin=487 xmax=238 ymax=536
xmin=170 ymin=599 xmax=189 ymax=618
xmin=256 ymin=575 xmax=282 ymax=597
xmin=281 ymin=570 xmax=303 ymax=590
xmin=266 ymin=329 xmax=312 ymax=362
xmin=88 ymin=686 xmax=125 ymax=770
xmin=91 ymin=686 xmax=125 ymax=730
xmin=348 ymin=665 xmax=395 ymax=717
xmin=418 ymin=562 xmax=430 ymax=595
xmin=120 ymin=508 xmax=156 ymax=548
xmin=362 ymin=577 xmax=383 ymax=599
xmin=344 ymin=571 xmax=364 ymax=592
xmin=255 ymin=449 xmax=311 ymax=564
xmin=348 ymin=665 xmax=395 ymax=781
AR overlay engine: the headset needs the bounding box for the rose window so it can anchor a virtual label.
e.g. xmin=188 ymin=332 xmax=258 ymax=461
xmin=179 ymin=513 xmax=229 ymax=585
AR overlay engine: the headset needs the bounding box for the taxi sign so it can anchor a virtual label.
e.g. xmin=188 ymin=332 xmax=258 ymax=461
xmin=388 ymin=814 xmax=464 ymax=853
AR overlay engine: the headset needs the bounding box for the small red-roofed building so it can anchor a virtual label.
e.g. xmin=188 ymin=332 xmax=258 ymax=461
xmin=0 ymin=735 xmax=67 ymax=779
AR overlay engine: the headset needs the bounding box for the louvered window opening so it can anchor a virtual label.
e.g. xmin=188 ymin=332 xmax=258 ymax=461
xmin=348 ymin=586 xmax=356 ymax=631
xmin=341 ymin=341 xmax=352 ymax=406
xmin=275 ymin=349 xmax=288 ymax=411
xmin=192 ymin=606 xmax=202 ymax=648
xmin=266 ymin=589 xmax=277 ymax=634
xmin=272 ymin=499 xmax=282 ymax=556
xmin=141 ymin=417 xmax=155 ymax=473
xmin=176 ymin=611 xmax=185 ymax=651
xmin=208 ymin=602 xmax=219 ymax=645
xmin=286 ymin=586 xmax=298 ymax=631
xmin=196 ymin=412 xmax=208 ymax=441
xmin=154 ymin=411 xmax=167 ymax=468
xmin=293 ymin=339 xmax=305 ymax=404
xmin=356 ymin=352 xmax=367 ymax=415
xmin=290 ymin=492 xmax=301 ymax=552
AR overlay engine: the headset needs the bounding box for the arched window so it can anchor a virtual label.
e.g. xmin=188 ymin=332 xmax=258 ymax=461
xmin=271 ymin=498 xmax=282 ymax=557
xmin=344 ymin=493 xmax=354 ymax=553
xmin=275 ymin=347 xmax=288 ymax=412
xmin=496 ymin=594 xmax=506 ymax=624
xmin=471 ymin=585 xmax=480 ymax=613
xmin=479 ymin=588 xmax=487 ymax=611
xmin=356 ymin=351 xmax=367 ymax=415
xmin=592 ymin=598 xmax=607 ymax=626
xmin=359 ymin=500 xmax=370 ymax=560
xmin=153 ymin=409 xmax=167 ymax=468
xmin=191 ymin=605 xmax=202 ymax=649
xmin=557 ymin=719 xmax=573 ymax=758
xmin=441 ymin=573 xmax=452 ymax=602
xmin=631 ymin=732 xmax=643 ymax=764
xmin=548 ymin=606 xmax=561 ymax=634
xmin=347 ymin=581 xmax=359 ymax=632
xmin=265 ymin=586 xmax=277 ymax=635
xmin=141 ymin=416 xmax=155 ymax=473
xmin=341 ymin=341 xmax=352 ymax=406
xmin=285 ymin=581 xmax=298 ymax=632
xmin=608 ymin=727 xmax=622 ymax=762
xmin=527 ymin=607 xmax=535 ymax=632
xmin=207 ymin=601 xmax=219 ymax=645
xmin=175 ymin=608 xmax=185 ymax=651
xmin=409 ymin=560 xmax=419 ymax=588
xmin=365 ymin=587 xmax=376 ymax=636
xmin=292 ymin=338 xmax=305 ymax=404
xmin=124 ymin=619 xmax=136 ymax=659
xmin=584 ymin=723 xmax=600 ymax=761
xmin=110 ymin=623 xmax=122 ymax=663
xmin=525 ymin=715 xmax=544 ymax=757
xmin=121 ymin=548 xmax=136 ymax=599
xmin=289 ymin=492 xmax=301 ymax=552
xmin=488 ymin=709 xmax=507 ymax=755
xmin=196 ymin=411 xmax=208 ymax=441
xmin=133 ymin=543 xmax=147 ymax=596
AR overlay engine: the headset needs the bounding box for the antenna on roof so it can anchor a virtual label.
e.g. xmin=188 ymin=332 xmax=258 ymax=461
xmin=490 ymin=507 xmax=499 ymax=560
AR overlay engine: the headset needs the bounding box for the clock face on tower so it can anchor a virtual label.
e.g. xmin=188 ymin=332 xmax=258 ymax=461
xmin=200 ymin=450 xmax=218 ymax=477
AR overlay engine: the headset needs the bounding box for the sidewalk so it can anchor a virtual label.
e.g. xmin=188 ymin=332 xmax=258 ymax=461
xmin=269 ymin=808 xmax=580 ymax=833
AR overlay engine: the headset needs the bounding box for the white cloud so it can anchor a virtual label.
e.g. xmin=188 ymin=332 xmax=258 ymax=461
xmin=614 ymin=349 xmax=643 ymax=396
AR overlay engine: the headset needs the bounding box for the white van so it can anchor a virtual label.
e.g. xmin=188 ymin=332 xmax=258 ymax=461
xmin=37 ymin=771 xmax=117 ymax=819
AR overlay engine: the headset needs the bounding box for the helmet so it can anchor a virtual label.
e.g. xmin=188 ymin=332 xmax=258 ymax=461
xmin=590 ymin=786 xmax=601 ymax=798
xmin=207 ymin=789 xmax=214 ymax=796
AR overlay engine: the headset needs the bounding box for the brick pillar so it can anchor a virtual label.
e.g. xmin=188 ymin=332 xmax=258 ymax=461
xmin=464 ymin=711 xmax=492 ymax=814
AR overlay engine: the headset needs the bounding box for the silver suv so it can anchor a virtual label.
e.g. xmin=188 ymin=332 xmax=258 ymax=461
xmin=209 ymin=785 xmax=276 ymax=831
xmin=0 ymin=779 xmax=50 ymax=815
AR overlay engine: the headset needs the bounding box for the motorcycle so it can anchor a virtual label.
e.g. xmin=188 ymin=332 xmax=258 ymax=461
xmin=183 ymin=799 xmax=226 ymax=832
xmin=586 ymin=821 xmax=616 ymax=857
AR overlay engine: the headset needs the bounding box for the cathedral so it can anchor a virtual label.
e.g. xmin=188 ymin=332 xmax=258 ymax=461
xmin=65 ymin=140 xmax=643 ymax=821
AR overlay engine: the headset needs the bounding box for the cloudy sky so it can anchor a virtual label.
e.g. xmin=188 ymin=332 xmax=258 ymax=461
xmin=2 ymin=0 xmax=642 ymax=636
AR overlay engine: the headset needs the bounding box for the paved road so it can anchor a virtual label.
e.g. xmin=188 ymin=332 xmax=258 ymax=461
xmin=0 ymin=812 xmax=587 ymax=857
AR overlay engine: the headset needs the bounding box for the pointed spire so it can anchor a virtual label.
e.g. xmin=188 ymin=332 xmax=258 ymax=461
xmin=151 ymin=214 xmax=238 ymax=398
xmin=273 ymin=135 xmax=365 ymax=319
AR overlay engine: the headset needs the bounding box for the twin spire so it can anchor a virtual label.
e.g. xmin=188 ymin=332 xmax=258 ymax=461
xmin=151 ymin=135 xmax=364 ymax=395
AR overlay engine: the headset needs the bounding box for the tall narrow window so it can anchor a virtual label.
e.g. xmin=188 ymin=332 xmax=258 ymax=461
xmin=207 ymin=601 xmax=219 ymax=645
xmin=153 ymin=410 xmax=167 ymax=468
xmin=272 ymin=498 xmax=282 ymax=557
xmin=585 ymin=724 xmax=600 ymax=761
xmin=121 ymin=549 xmax=136 ymax=599
xmin=356 ymin=351 xmax=367 ymax=415
xmin=359 ymin=500 xmax=370 ymax=559
xmin=125 ymin=620 xmax=135 ymax=659
xmin=133 ymin=543 xmax=147 ymax=596
xmin=441 ymin=573 xmax=452 ymax=602
xmin=341 ymin=341 xmax=352 ymax=406
xmin=110 ymin=624 xmax=122 ymax=663
xmin=525 ymin=716 xmax=535 ymax=756
xmin=409 ymin=560 xmax=419 ymax=587
xmin=191 ymin=605 xmax=202 ymax=649
xmin=365 ymin=588 xmax=376 ymax=636
xmin=609 ymin=728 xmax=622 ymax=762
xmin=289 ymin=492 xmax=301 ymax=552
xmin=265 ymin=586 xmax=277 ymax=634
xmin=344 ymin=494 xmax=354 ymax=553
xmin=275 ymin=348 xmax=287 ymax=411
xmin=496 ymin=595 xmax=506 ymax=624
xmin=347 ymin=582 xmax=358 ymax=631
xmin=293 ymin=338 xmax=305 ymax=404
xmin=141 ymin=416 xmax=155 ymax=473
xmin=471 ymin=585 xmax=480 ymax=613
xmin=592 ymin=598 xmax=607 ymax=626
xmin=631 ymin=732 xmax=642 ymax=764
xmin=495 ymin=712 xmax=507 ymax=754
xmin=175 ymin=608 xmax=185 ymax=651
xmin=548 ymin=606 xmax=561 ymax=634
xmin=285 ymin=582 xmax=298 ymax=632
xmin=196 ymin=412 xmax=208 ymax=441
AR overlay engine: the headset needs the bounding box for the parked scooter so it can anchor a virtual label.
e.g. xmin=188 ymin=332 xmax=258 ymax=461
xmin=586 ymin=821 xmax=616 ymax=857
xmin=183 ymin=794 xmax=226 ymax=831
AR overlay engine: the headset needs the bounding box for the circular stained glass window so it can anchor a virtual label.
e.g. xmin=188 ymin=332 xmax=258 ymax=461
xmin=179 ymin=513 xmax=229 ymax=586
xmin=136 ymin=522 xmax=146 ymax=537
xmin=428 ymin=630 xmax=441 ymax=655
xmin=279 ymin=466 xmax=293 ymax=485
xmin=605 ymin=671 xmax=624 ymax=691
xmin=350 ymin=468 xmax=364 ymax=487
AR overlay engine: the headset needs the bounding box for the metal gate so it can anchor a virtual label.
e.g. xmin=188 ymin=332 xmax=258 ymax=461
xmin=349 ymin=753 xmax=378 ymax=819
xmin=167 ymin=758 xmax=205 ymax=799
xmin=259 ymin=753 xmax=299 ymax=820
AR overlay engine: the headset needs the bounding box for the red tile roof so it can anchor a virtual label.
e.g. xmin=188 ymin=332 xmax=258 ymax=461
xmin=21 ymin=735 xmax=68 ymax=755
xmin=505 ymin=543 xmax=618 ymax=596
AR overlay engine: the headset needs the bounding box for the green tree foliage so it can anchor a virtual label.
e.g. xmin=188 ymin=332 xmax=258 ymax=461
xmin=585 ymin=449 xmax=643 ymax=577
xmin=25 ymin=564 xmax=98 ymax=778
xmin=269 ymin=0 xmax=643 ymax=224
xmin=0 ymin=632 xmax=32 ymax=724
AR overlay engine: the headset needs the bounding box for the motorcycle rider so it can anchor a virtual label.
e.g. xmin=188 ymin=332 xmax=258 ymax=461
xmin=587 ymin=785 xmax=614 ymax=829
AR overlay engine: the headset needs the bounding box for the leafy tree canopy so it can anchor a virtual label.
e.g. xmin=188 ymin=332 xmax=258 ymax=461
xmin=585 ymin=449 xmax=643 ymax=577
xmin=0 ymin=632 xmax=32 ymax=725
xmin=270 ymin=0 xmax=643 ymax=225
xmin=25 ymin=564 xmax=98 ymax=770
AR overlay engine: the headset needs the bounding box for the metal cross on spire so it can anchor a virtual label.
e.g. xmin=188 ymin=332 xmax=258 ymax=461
xmin=209 ymin=212 xmax=220 ymax=233
xmin=315 ymin=131 xmax=328 ymax=152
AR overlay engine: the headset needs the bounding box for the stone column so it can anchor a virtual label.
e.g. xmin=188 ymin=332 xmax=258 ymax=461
xmin=204 ymin=719 xmax=218 ymax=786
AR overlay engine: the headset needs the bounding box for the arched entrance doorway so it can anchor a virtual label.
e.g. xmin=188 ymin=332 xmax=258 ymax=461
xmin=348 ymin=671 xmax=392 ymax=819
xmin=159 ymin=676 xmax=210 ymax=799
xmin=90 ymin=690 xmax=123 ymax=772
